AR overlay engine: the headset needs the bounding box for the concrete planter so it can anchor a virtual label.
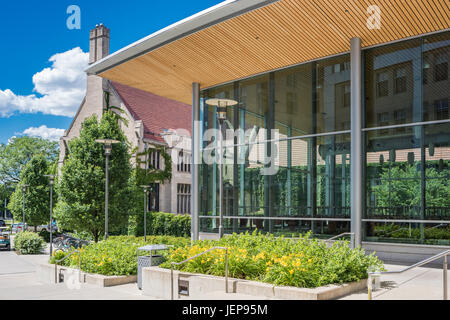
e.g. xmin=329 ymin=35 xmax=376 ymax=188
xmin=142 ymin=266 xmax=367 ymax=300
xmin=38 ymin=263 xmax=137 ymax=287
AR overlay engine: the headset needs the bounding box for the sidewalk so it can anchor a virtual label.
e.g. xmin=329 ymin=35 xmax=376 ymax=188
xmin=0 ymin=251 xmax=157 ymax=300
xmin=340 ymin=264 xmax=447 ymax=300
xmin=1 ymin=246 xmax=447 ymax=300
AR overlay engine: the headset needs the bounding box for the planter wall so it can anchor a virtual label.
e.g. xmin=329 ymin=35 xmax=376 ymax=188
xmin=142 ymin=266 xmax=367 ymax=300
xmin=38 ymin=263 xmax=137 ymax=287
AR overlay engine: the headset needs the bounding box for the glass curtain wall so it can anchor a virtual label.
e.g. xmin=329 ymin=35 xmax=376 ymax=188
xmin=199 ymin=31 xmax=449 ymax=244
xmin=363 ymin=31 xmax=450 ymax=245
xmin=200 ymin=55 xmax=352 ymax=238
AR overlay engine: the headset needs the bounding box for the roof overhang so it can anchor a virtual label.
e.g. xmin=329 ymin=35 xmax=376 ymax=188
xmin=86 ymin=0 xmax=450 ymax=105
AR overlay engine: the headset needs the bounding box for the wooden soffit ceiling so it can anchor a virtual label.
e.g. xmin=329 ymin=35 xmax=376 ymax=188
xmin=98 ymin=0 xmax=450 ymax=105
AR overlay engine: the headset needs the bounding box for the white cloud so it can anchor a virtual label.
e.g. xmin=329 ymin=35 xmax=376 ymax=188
xmin=0 ymin=47 xmax=88 ymax=117
xmin=23 ymin=125 xmax=65 ymax=142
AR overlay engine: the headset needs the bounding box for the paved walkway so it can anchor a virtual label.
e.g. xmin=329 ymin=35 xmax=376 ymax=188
xmin=340 ymin=264 xmax=447 ymax=300
xmin=0 ymin=250 xmax=157 ymax=300
xmin=1 ymin=245 xmax=446 ymax=300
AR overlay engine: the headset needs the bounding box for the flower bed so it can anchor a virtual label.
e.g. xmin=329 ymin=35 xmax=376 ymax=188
xmin=50 ymin=235 xmax=190 ymax=276
xmin=160 ymin=231 xmax=385 ymax=289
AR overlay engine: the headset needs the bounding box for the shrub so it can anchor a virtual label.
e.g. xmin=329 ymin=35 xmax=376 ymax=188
xmin=14 ymin=231 xmax=45 ymax=255
xmin=133 ymin=212 xmax=191 ymax=238
xmin=160 ymin=231 xmax=385 ymax=288
xmin=51 ymin=235 xmax=190 ymax=276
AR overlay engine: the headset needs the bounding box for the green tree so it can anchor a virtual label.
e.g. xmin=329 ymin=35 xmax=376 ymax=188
xmin=7 ymin=155 xmax=54 ymax=230
xmin=55 ymin=112 xmax=132 ymax=242
xmin=0 ymin=136 xmax=58 ymax=184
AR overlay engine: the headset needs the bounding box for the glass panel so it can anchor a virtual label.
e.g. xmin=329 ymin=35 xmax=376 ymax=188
xmin=424 ymin=122 xmax=450 ymax=221
xmin=365 ymin=38 xmax=421 ymax=127
xmin=365 ymin=126 xmax=423 ymax=220
xmin=316 ymin=134 xmax=351 ymax=220
xmin=316 ymin=55 xmax=351 ymax=133
xmin=239 ymin=75 xmax=269 ymax=131
xmin=364 ymin=222 xmax=450 ymax=246
xmin=423 ymin=32 xmax=450 ymax=121
xmin=274 ymin=63 xmax=313 ymax=135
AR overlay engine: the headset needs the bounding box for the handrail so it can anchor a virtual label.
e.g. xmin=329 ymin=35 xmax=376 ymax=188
xmin=54 ymin=249 xmax=81 ymax=284
xmin=170 ymin=247 xmax=229 ymax=300
xmin=368 ymin=249 xmax=450 ymax=300
xmin=325 ymin=232 xmax=356 ymax=249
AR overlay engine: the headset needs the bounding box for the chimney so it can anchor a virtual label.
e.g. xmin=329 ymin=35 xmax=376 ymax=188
xmin=89 ymin=24 xmax=110 ymax=64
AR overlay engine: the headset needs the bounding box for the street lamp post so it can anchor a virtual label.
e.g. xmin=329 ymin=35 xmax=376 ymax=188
xmin=44 ymin=175 xmax=56 ymax=256
xmin=21 ymin=184 xmax=29 ymax=232
xmin=96 ymin=139 xmax=120 ymax=240
xmin=205 ymin=98 xmax=238 ymax=238
xmin=140 ymin=185 xmax=150 ymax=242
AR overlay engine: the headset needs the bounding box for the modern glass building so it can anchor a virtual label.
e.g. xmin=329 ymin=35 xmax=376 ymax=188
xmin=86 ymin=0 xmax=450 ymax=254
xmin=199 ymin=31 xmax=450 ymax=246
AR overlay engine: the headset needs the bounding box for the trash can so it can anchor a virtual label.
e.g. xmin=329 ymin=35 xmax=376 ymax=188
xmin=137 ymin=244 xmax=169 ymax=290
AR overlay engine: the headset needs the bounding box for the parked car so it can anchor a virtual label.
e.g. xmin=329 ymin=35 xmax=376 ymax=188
xmin=0 ymin=220 xmax=6 ymax=228
xmin=0 ymin=227 xmax=11 ymax=251
xmin=12 ymin=223 xmax=27 ymax=233
xmin=38 ymin=221 xmax=58 ymax=232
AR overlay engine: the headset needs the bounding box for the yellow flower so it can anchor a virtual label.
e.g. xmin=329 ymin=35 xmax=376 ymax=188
xmin=289 ymin=269 xmax=294 ymax=275
xmin=98 ymin=261 xmax=104 ymax=267
xmin=308 ymin=259 xmax=313 ymax=264
xmin=201 ymin=259 xmax=205 ymax=264
xmin=266 ymin=261 xmax=272 ymax=266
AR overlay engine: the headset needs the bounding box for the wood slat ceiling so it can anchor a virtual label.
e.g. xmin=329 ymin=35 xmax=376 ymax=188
xmin=99 ymin=0 xmax=450 ymax=104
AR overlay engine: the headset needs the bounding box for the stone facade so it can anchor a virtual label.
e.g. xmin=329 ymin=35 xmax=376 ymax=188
xmin=59 ymin=25 xmax=192 ymax=214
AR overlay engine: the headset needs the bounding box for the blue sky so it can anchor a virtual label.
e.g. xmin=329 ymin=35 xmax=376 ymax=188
xmin=0 ymin=0 xmax=222 ymax=143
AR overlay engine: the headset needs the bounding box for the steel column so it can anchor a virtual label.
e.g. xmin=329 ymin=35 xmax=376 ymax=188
xmin=191 ymin=82 xmax=200 ymax=242
xmin=49 ymin=183 xmax=53 ymax=256
xmin=105 ymin=154 xmax=109 ymax=240
xmin=350 ymin=37 xmax=362 ymax=247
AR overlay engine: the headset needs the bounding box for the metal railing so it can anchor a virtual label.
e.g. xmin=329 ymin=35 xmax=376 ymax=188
xmin=325 ymin=232 xmax=356 ymax=249
xmin=368 ymin=249 xmax=449 ymax=300
xmin=54 ymin=249 xmax=82 ymax=284
xmin=170 ymin=247 xmax=229 ymax=300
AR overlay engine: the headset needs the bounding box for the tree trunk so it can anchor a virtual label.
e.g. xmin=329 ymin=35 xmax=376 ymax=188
xmin=93 ymin=230 xmax=99 ymax=243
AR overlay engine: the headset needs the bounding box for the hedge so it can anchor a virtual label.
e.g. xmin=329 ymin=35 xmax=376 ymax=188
xmin=162 ymin=231 xmax=385 ymax=288
xmin=51 ymin=235 xmax=191 ymax=276
xmin=130 ymin=211 xmax=191 ymax=238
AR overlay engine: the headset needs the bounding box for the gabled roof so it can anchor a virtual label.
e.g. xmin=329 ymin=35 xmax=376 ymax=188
xmin=111 ymin=81 xmax=191 ymax=144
